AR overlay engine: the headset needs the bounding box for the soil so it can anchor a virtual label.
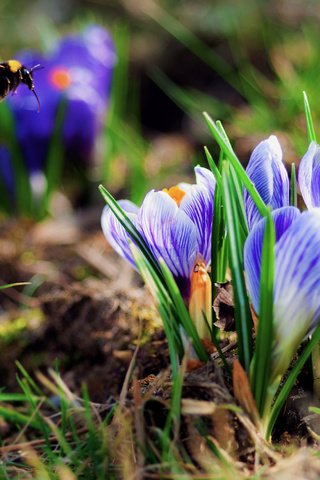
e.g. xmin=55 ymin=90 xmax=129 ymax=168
xmin=0 ymin=209 xmax=170 ymax=402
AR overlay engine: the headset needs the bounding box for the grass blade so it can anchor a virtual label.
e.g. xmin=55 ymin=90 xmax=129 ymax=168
xmin=250 ymin=211 xmax=275 ymax=415
xmin=290 ymin=162 xmax=297 ymax=207
xmin=211 ymin=179 xmax=228 ymax=287
xmin=222 ymin=162 xmax=252 ymax=371
xmin=130 ymin=243 xmax=181 ymax=376
xmin=204 ymin=146 xmax=222 ymax=187
xmin=203 ymin=112 xmax=268 ymax=219
xmin=303 ymin=91 xmax=317 ymax=143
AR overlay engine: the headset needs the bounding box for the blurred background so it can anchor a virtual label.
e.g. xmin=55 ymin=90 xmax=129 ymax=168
xmin=1 ymin=0 xmax=320 ymax=216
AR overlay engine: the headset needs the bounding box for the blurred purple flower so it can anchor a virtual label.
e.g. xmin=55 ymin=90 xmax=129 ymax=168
xmin=0 ymin=146 xmax=14 ymax=195
xmin=244 ymin=207 xmax=320 ymax=378
xmin=7 ymin=25 xmax=116 ymax=174
xmin=101 ymin=166 xmax=216 ymax=299
xmin=244 ymin=136 xmax=290 ymax=229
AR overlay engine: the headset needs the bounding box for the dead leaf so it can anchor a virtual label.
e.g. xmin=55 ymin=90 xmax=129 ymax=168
xmin=232 ymin=359 xmax=260 ymax=426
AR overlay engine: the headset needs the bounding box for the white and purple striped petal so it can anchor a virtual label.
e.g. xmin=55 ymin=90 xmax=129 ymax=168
xmin=244 ymin=206 xmax=301 ymax=312
xmin=180 ymin=167 xmax=215 ymax=265
xmin=101 ymin=200 xmax=139 ymax=269
xmin=273 ymin=209 xmax=320 ymax=374
xmin=298 ymin=141 xmax=320 ymax=209
xmin=245 ymin=207 xmax=320 ymax=377
xmin=137 ymin=190 xmax=198 ymax=284
xmin=244 ymin=136 xmax=290 ymax=229
xmin=101 ymin=166 xmax=215 ymax=299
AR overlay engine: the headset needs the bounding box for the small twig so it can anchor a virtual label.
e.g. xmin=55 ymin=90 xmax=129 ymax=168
xmin=211 ymin=340 xmax=237 ymax=360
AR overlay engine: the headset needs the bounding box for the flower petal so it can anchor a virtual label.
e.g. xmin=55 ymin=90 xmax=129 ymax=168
xmin=273 ymin=209 xmax=320 ymax=375
xmin=244 ymin=136 xmax=289 ymax=229
xmin=137 ymin=190 xmax=198 ymax=282
xmin=298 ymin=141 xmax=320 ymax=209
xmin=101 ymin=200 xmax=139 ymax=268
xmin=244 ymin=206 xmax=300 ymax=312
xmin=194 ymin=166 xmax=216 ymax=192
xmin=180 ymin=188 xmax=214 ymax=265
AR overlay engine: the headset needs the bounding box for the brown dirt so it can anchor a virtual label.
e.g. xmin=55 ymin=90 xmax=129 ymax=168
xmin=0 ymin=210 xmax=169 ymax=402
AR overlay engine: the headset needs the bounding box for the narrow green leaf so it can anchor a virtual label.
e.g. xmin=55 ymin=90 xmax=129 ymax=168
xmin=211 ymin=180 xmax=227 ymax=284
xmin=303 ymin=91 xmax=317 ymax=143
xmin=290 ymin=163 xmax=297 ymax=207
xmin=250 ymin=211 xmax=275 ymax=415
xmin=222 ymin=162 xmax=252 ymax=371
xmin=203 ymin=112 xmax=269 ymax=219
xmin=0 ymin=404 xmax=42 ymax=430
xmin=204 ymin=146 xmax=222 ymax=187
xmin=0 ymin=282 xmax=31 ymax=290
xmin=229 ymin=163 xmax=249 ymax=242
xmin=130 ymin=243 xmax=181 ymax=376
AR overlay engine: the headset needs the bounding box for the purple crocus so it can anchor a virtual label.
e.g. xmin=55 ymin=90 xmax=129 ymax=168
xmin=7 ymin=25 xmax=116 ymax=174
xmin=101 ymin=166 xmax=216 ymax=301
xmin=244 ymin=207 xmax=320 ymax=378
xmin=244 ymin=136 xmax=290 ymax=229
xmin=298 ymin=141 xmax=320 ymax=209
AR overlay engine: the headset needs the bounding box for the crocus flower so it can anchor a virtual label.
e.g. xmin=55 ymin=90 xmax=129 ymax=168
xmin=101 ymin=166 xmax=216 ymax=306
xmin=244 ymin=207 xmax=320 ymax=379
xmin=298 ymin=141 xmax=320 ymax=209
xmin=244 ymin=136 xmax=290 ymax=229
xmin=6 ymin=25 xmax=116 ymax=174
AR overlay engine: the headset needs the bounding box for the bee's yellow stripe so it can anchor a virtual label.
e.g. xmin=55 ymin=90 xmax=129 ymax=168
xmin=8 ymin=60 xmax=22 ymax=73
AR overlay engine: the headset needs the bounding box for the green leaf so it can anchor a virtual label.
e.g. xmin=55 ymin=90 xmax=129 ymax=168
xmin=303 ymin=91 xmax=317 ymax=143
xmin=204 ymin=146 xmax=222 ymax=187
xmin=203 ymin=112 xmax=269 ymax=219
xmin=222 ymin=161 xmax=252 ymax=371
xmin=250 ymin=210 xmax=275 ymax=415
xmin=130 ymin=243 xmax=181 ymax=376
xmin=290 ymin=163 xmax=297 ymax=207
xmin=211 ymin=179 xmax=227 ymax=284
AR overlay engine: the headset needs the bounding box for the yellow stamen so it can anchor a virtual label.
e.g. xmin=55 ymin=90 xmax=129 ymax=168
xmin=163 ymin=185 xmax=186 ymax=206
xmin=50 ymin=68 xmax=72 ymax=90
xmin=189 ymin=255 xmax=212 ymax=340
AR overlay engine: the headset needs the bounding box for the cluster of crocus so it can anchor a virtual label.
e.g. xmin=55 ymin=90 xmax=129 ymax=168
xmin=101 ymin=166 xmax=216 ymax=340
xmin=102 ymin=131 xmax=320 ymax=380
xmin=244 ymin=135 xmax=320 ymax=380
xmin=0 ymin=25 xmax=115 ymax=208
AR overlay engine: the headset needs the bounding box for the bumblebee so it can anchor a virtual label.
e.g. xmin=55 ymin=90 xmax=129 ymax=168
xmin=0 ymin=59 xmax=41 ymax=111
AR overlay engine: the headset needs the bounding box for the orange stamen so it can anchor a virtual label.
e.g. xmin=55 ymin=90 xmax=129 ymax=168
xmin=50 ymin=68 xmax=72 ymax=90
xmin=163 ymin=185 xmax=186 ymax=206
